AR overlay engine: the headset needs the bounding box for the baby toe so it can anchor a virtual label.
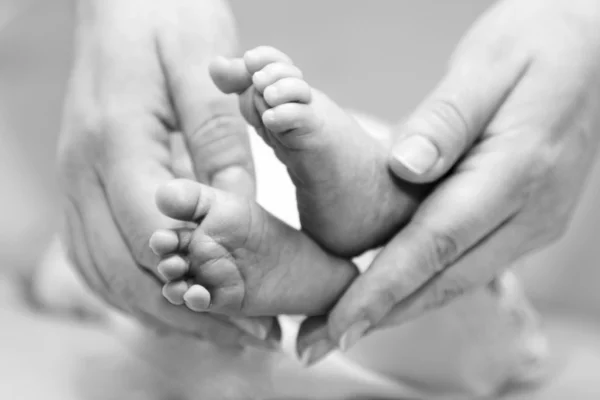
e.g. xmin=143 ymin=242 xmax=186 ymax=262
xmin=183 ymin=284 xmax=212 ymax=311
xmin=149 ymin=229 xmax=179 ymax=256
xmin=244 ymin=46 xmax=293 ymax=75
xmin=252 ymin=62 xmax=303 ymax=93
xmin=263 ymin=78 xmax=312 ymax=107
xmin=156 ymin=179 xmax=215 ymax=222
xmin=262 ymin=103 xmax=320 ymax=135
xmin=157 ymin=255 xmax=189 ymax=281
xmin=209 ymin=56 xmax=252 ymax=94
xmin=162 ymin=280 xmax=189 ymax=306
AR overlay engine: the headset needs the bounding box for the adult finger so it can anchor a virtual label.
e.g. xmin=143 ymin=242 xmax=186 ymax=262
xmin=325 ymin=141 xmax=532 ymax=353
xmin=296 ymin=316 xmax=336 ymax=367
xmin=62 ymin=170 xmax=278 ymax=349
xmin=101 ymin=116 xmax=277 ymax=340
xmin=158 ymin=13 xmax=256 ymax=198
xmin=388 ymin=54 xmax=528 ymax=183
xmin=377 ymin=216 xmax=547 ymax=329
xmin=296 ymin=150 xmax=527 ymax=364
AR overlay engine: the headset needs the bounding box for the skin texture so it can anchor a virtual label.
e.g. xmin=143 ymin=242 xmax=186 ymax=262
xmin=152 ymin=179 xmax=359 ymax=316
xmin=58 ymin=0 xmax=278 ymax=347
xmin=298 ymin=0 xmax=600 ymax=364
xmin=152 ymin=47 xmax=424 ymax=315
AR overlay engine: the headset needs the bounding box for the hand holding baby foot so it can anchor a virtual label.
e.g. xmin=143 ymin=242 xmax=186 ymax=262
xmin=58 ymin=0 xmax=285 ymax=349
xmin=297 ymin=0 xmax=600 ymax=367
xmin=210 ymin=46 xmax=428 ymax=258
xmin=152 ymin=46 xmax=433 ymax=321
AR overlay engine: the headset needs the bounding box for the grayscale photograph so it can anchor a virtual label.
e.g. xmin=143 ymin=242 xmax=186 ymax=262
xmin=1 ymin=0 xmax=600 ymax=399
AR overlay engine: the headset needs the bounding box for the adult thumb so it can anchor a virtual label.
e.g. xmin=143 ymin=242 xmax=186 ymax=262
xmin=389 ymin=60 xmax=525 ymax=183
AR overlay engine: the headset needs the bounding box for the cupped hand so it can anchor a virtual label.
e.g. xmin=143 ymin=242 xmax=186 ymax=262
xmin=298 ymin=0 xmax=600 ymax=363
xmin=58 ymin=0 xmax=278 ymax=347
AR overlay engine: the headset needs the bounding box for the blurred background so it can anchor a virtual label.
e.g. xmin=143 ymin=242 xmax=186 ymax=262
xmin=1 ymin=0 xmax=600 ymax=398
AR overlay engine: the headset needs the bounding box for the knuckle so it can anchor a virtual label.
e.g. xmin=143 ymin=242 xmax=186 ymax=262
xmin=426 ymin=97 xmax=470 ymax=149
xmin=428 ymin=274 xmax=470 ymax=310
xmin=420 ymin=226 xmax=461 ymax=273
xmin=370 ymin=285 xmax=401 ymax=320
xmin=519 ymin=132 xmax=568 ymax=212
xmin=188 ymin=113 xmax=251 ymax=173
xmin=501 ymin=129 xmax=557 ymax=207
xmin=188 ymin=106 xmax=241 ymax=143
xmin=393 ymin=223 xmax=462 ymax=287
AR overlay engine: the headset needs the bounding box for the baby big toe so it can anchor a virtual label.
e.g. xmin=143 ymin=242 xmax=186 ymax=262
xmin=244 ymin=46 xmax=293 ymax=75
xmin=183 ymin=285 xmax=212 ymax=311
xmin=264 ymin=78 xmax=312 ymax=107
xmin=252 ymin=62 xmax=303 ymax=93
xmin=162 ymin=280 xmax=189 ymax=306
xmin=156 ymin=179 xmax=214 ymax=222
xmin=157 ymin=255 xmax=189 ymax=281
xmin=262 ymin=103 xmax=320 ymax=135
xmin=209 ymin=56 xmax=252 ymax=94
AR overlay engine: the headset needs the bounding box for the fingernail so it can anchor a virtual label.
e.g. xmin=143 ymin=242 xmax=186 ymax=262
xmin=230 ymin=318 xmax=269 ymax=340
xmin=392 ymin=135 xmax=439 ymax=175
xmin=339 ymin=320 xmax=371 ymax=352
xmin=299 ymin=339 xmax=336 ymax=367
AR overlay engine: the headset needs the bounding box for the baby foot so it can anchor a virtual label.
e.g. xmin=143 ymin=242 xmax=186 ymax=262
xmin=211 ymin=47 xmax=427 ymax=257
xmin=149 ymin=179 xmax=357 ymax=316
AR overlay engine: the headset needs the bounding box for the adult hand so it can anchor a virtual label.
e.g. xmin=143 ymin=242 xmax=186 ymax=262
xmin=298 ymin=0 xmax=600 ymax=363
xmin=58 ymin=0 xmax=278 ymax=347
